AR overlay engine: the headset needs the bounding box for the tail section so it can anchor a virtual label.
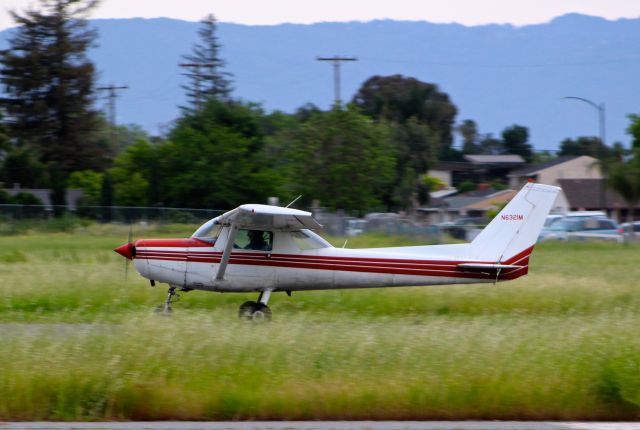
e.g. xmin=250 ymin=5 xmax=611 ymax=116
xmin=469 ymin=183 xmax=560 ymax=263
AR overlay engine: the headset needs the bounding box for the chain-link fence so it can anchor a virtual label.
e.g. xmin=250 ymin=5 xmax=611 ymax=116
xmin=0 ymin=204 xmax=447 ymax=241
xmin=0 ymin=204 xmax=225 ymax=225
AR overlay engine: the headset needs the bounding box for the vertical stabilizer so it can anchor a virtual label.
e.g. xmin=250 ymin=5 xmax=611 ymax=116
xmin=469 ymin=183 xmax=560 ymax=263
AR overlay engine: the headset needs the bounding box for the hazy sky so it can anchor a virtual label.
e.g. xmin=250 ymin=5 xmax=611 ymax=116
xmin=1 ymin=0 xmax=640 ymax=30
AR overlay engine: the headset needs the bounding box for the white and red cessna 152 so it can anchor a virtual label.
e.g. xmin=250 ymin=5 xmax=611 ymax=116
xmin=115 ymin=182 xmax=560 ymax=320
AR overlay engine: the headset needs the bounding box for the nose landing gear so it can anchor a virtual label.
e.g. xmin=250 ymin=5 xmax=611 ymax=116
xmin=155 ymin=286 xmax=180 ymax=315
xmin=238 ymin=289 xmax=272 ymax=321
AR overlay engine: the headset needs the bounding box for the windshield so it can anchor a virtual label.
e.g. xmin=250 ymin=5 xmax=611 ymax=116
xmin=192 ymin=219 xmax=222 ymax=243
xmin=544 ymin=217 xmax=561 ymax=227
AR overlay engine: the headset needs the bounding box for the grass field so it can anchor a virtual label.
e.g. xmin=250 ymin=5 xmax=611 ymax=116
xmin=0 ymin=223 xmax=639 ymax=420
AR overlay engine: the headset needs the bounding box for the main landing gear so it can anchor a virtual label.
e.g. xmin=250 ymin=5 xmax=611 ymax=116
xmin=239 ymin=289 xmax=272 ymax=321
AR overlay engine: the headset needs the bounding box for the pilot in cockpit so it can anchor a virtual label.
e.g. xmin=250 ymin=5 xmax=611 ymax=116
xmin=246 ymin=230 xmax=270 ymax=251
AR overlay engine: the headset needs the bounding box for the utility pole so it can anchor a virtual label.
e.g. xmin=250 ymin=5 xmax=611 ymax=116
xmin=562 ymin=96 xmax=607 ymax=211
xmin=180 ymin=62 xmax=215 ymax=110
xmin=316 ymin=56 xmax=357 ymax=107
xmin=97 ymin=84 xmax=129 ymax=155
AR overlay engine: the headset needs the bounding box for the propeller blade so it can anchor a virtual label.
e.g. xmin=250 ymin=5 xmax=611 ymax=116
xmin=125 ymin=224 xmax=133 ymax=280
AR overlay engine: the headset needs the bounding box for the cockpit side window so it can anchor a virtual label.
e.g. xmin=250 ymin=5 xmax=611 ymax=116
xmin=192 ymin=220 xmax=222 ymax=243
xmin=291 ymin=230 xmax=331 ymax=250
xmin=234 ymin=229 xmax=273 ymax=251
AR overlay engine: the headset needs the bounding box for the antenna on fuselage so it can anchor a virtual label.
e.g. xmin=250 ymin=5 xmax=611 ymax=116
xmin=285 ymin=195 xmax=302 ymax=208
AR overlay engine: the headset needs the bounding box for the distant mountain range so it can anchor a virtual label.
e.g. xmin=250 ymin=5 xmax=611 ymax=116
xmin=1 ymin=14 xmax=639 ymax=150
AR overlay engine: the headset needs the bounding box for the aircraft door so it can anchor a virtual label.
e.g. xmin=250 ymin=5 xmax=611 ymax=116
xmin=224 ymin=229 xmax=276 ymax=290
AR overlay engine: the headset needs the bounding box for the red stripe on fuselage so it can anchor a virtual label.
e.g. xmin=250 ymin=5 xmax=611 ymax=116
xmin=133 ymin=241 xmax=534 ymax=281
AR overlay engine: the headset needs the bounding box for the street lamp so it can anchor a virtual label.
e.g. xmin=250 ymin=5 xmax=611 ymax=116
xmin=562 ymin=96 xmax=606 ymax=147
xmin=562 ymin=96 xmax=607 ymax=211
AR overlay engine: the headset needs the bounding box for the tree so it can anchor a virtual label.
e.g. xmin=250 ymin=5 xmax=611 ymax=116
xmin=608 ymin=150 xmax=640 ymax=227
xmin=110 ymin=139 xmax=161 ymax=206
xmin=458 ymin=119 xmax=481 ymax=154
xmin=627 ymin=114 xmax=640 ymax=150
xmin=479 ymin=134 xmax=504 ymax=155
xmin=502 ymin=125 xmax=533 ymax=162
xmin=0 ymin=146 xmax=47 ymax=188
xmin=279 ymin=105 xmax=396 ymax=212
xmin=182 ymin=14 xmax=232 ymax=110
xmin=352 ymin=75 xmax=458 ymax=159
xmin=0 ymin=0 xmax=106 ymax=175
xmin=558 ymin=136 xmax=611 ymax=159
xmin=66 ymin=169 xmax=103 ymax=205
xmin=388 ymin=118 xmax=439 ymax=208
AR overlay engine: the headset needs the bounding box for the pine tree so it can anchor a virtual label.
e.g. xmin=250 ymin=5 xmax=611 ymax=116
xmin=0 ymin=0 xmax=107 ymax=178
xmin=181 ymin=14 xmax=233 ymax=110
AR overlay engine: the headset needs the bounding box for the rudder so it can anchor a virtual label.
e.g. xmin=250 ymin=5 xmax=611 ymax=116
xmin=469 ymin=183 xmax=560 ymax=263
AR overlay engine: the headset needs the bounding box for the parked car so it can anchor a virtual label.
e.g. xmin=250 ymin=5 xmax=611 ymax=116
xmin=544 ymin=214 xmax=565 ymax=228
xmin=539 ymin=216 xmax=623 ymax=242
xmin=438 ymin=217 xmax=485 ymax=241
xmin=620 ymin=221 xmax=640 ymax=236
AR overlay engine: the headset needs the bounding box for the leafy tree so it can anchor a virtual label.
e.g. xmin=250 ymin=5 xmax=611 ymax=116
xmin=608 ymin=150 xmax=640 ymax=226
xmin=457 ymin=180 xmax=476 ymax=194
xmin=182 ymin=14 xmax=232 ymax=110
xmin=627 ymin=114 xmax=640 ymax=150
xmin=558 ymin=136 xmax=611 ymax=159
xmin=387 ymin=118 xmax=439 ymax=208
xmin=161 ymin=99 xmax=280 ymax=209
xmin=99 ymin=171 xmax=113 ymax=220
xmin=531 ymin=150 xmax=556 ymax=165
xmin=502 ymin=125 xmax=533 ymax=162
xmin=0 ymin=0 xmax=107 ymax=175
xmin=479 ymin=134 xmax=504 ymax=155
xmin=11 ymin=192 xmax=44 ymax=205
xmin=0 ymin=112 xmax=9 ymax=153
xmin=279 ymin=105 xmax=395 ymax=212
xmin=352 ymin=75 xmax=457 ymax=159
xmin=0 ymin=189 xmax=11 ymax=203
xmin=0 ymin=146 xmax=47 ymax=188
xmin=458 ymin=119 xmax=481 ymax=154
xmin=109 ymin=139 xmax=160 ymax=206
xmin=67 ymin=169 xmax=102 ymax=204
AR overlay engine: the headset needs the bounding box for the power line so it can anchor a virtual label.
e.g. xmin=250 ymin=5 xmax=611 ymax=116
xmin=316 ymin=56 xmax=357 ymax=107
xmin=97 ymin=84 xmax=129 ymax=154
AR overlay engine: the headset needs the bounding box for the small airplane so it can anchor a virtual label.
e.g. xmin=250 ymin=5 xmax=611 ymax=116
xmin=114 ymin=182 xmax=560 ymax=320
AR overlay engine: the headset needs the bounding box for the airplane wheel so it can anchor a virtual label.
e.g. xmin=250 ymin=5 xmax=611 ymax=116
xmin=251 ymin=303 xmax=272 ymax=322
xmin=238 ymin=301 xmax=271 ymax=321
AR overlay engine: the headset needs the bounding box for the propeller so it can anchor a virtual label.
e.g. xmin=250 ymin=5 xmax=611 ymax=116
xmin=125 ymin=225 xmax=133 ymax=279
xmin=114 ymin=225 xmax=136 ymax=279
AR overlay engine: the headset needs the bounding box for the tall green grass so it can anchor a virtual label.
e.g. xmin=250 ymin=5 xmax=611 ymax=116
xmin=0 ymin=226 xmax=639 ymax=420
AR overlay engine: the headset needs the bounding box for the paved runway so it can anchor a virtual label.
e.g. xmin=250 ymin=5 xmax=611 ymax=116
xmin=1 ymin=423 xmax=639 ymax=430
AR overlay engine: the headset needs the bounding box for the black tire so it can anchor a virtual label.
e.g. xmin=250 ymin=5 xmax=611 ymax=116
xmin=238 ymin=301 xmax=258 ymax=320
xmin=251 ymin=303 xmax=272 ymax=322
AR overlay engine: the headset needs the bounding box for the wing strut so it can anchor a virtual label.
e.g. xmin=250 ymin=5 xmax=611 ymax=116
xmin=216 ymin=224 xmax=238 ymax=281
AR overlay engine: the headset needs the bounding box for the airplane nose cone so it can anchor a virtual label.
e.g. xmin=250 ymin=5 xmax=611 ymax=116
xmin=114 ymin=243 xmax=134 ymax=260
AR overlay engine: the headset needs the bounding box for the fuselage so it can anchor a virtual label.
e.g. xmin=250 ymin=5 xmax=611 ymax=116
xmin=129 ymin=228 xmax=532 ymax=293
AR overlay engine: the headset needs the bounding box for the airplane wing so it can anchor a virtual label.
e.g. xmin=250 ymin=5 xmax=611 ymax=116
xmin=213 ymin=204 xmax=321 ymax=282
xmin=457 ymin=263 xmax=524 ymax=270
xmin=215 ymin=204 xmax=322 ymax=231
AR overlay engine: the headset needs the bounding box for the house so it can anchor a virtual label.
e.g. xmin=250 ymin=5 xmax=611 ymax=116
xmin=2 ymin=184 xmax=85 ymax=210
xmin=418 ymin=188 xmax=517 ymax=224
xmin=558 ymin=178 xmax=640 ymax=222
xmin=508 ymin=155 xmax=601 ymax=189
xmin=429 ymin=154 xmax=526 ymax=187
